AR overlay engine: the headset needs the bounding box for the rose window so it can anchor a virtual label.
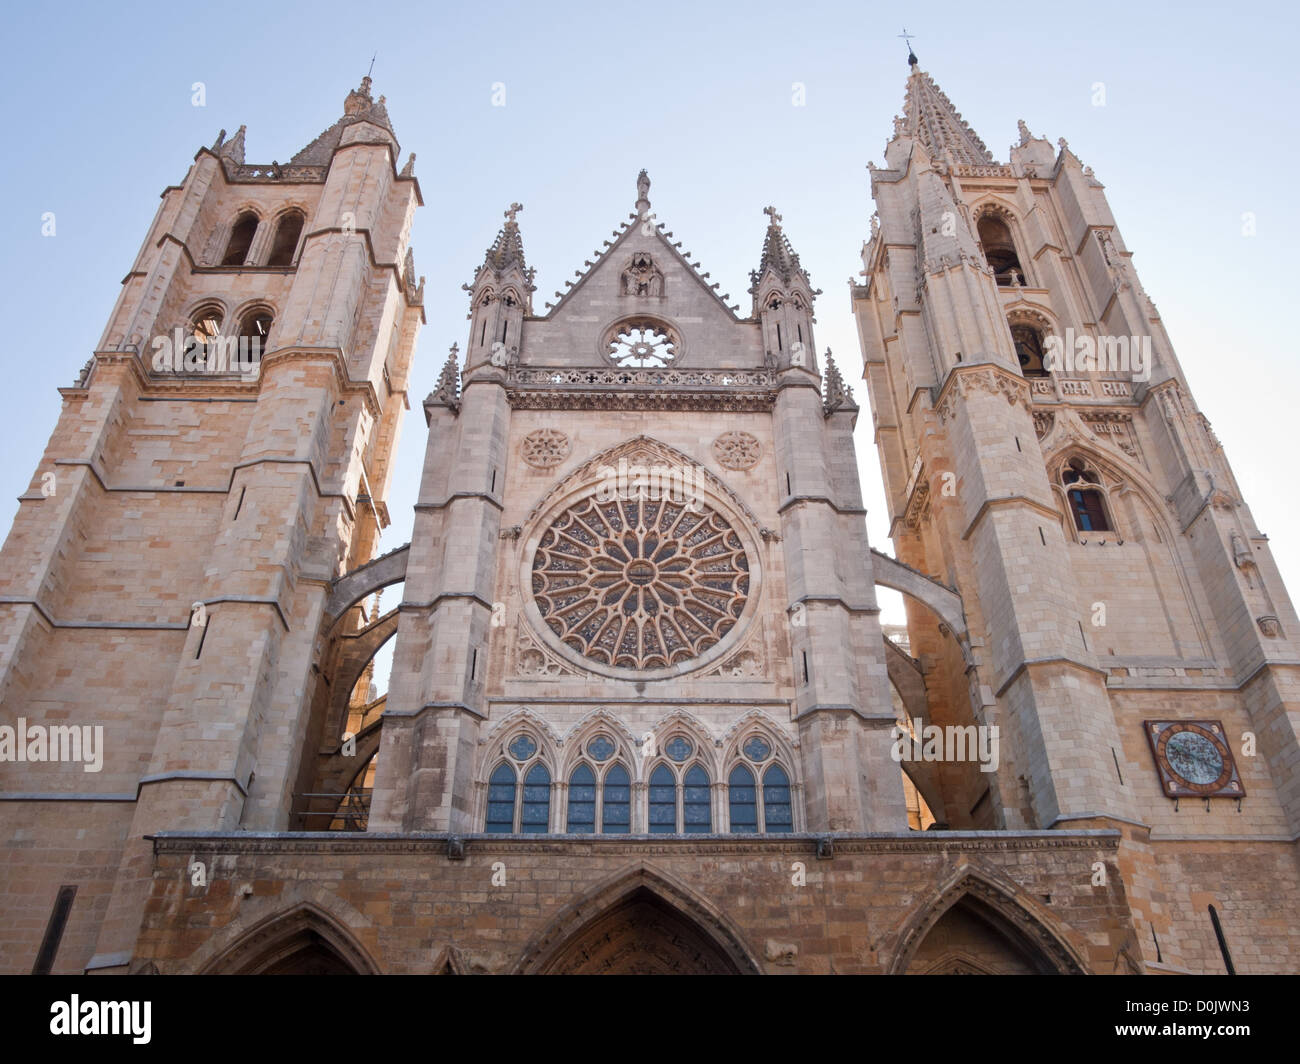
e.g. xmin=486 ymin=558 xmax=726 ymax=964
xmin=531 ymin=494 xmax=750 ymax=671
xmin=606 ymin=320 xmax=679 ymax=368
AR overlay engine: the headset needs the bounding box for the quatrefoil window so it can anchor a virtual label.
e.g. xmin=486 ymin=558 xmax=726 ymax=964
xmin=605 ymin=319 xmax=680 ymax=368
xmin=530 ymin=493 xmax=750 ymax=672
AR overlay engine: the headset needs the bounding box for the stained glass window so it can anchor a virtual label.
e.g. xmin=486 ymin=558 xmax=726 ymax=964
xmin=684 ymin=764 xmax=711 ymax=833
xmin=587 ymin=735 xmax=615 ymax=762
xmin=763 ymin=764 xmax=793 ymax=833
xmin=521 ymin=763 xmax=550 ymax=833
xmin=729 ymin=764 xmax=758 ymax=833
xmin=602 ymin=763 xmax=631 ymax=833
xmin=508 ymin=734 xmax=538 ymax=761
xmin=486 ymin=762 xmax=516 ymax=833
xmin=648 ymin=764 xmax=677 ymax=833
xmin=567 ymin=764 xmax=596 ymax=832
xmin=665 ymin=736 xmax=693 ymax=762
xmin=742 ymin=735 xmax=771 ymax=762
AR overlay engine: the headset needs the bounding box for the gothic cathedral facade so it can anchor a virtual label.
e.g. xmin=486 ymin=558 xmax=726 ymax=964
xmin=1 ymin=62 xmax=1296 ymax=975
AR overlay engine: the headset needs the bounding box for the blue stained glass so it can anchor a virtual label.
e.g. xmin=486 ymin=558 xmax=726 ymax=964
xmin=683 ymin=764 xmax=711 ymax=833
xmin=743 ymin=735 xmax=772 ymax=762
xmin=587 ymin=735 xmax=615 ymax=762
xmin=567 ymin=764 xmax=596 ymax=831
xmin=763 ymin=764 xmax=792 ymax=833
xmin=508 ymin=734 xmax=538 ymax=761
xmin=665 ymin=736 xmax=693 ymax=762
xmin=728 ymin=764 xmax=757 ymax=833
xmin=486 ymin=763 xmax=517 ymax=833
xmin=520 ymin=763 xmax=550 ymax=833
xmin=602 ymin=763 xmax=631 ymax=833
xmin=648 ymin=763 xmax=676 ymax=833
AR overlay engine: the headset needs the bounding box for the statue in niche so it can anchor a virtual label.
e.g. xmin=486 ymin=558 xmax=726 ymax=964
xmin=621 ymin=252 xmax=664 ymax=297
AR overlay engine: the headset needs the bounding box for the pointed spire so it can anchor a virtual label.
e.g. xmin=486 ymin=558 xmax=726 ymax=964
xmin=218 ymin=125 xmax=246 ymax=163
xmin=822 ymin=349 xmax=857 ymax=414
xmin=427 ymin=343 xmax=461 ymax=411
xmin=900 ymin=66 xmax=994 ymax=166
xmin=481 ymin=203 xmax=533 ymax=286
xmin=750 ymin=205 xmax=813 ymax=293
xmin=290 ymin=78 xmax=397 ymax=166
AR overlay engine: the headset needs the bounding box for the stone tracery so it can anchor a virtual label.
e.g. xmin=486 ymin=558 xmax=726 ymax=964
xmin=531 ymin=493 xmax=750 ymax=671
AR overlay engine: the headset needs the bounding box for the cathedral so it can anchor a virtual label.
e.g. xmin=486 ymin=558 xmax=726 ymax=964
xmin=1 ymin=55 xmax=1297 ymax=976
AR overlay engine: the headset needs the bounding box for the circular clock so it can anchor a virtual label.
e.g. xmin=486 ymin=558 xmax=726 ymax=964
xmin=1147 ymin=721 xmax=1240 ymax=797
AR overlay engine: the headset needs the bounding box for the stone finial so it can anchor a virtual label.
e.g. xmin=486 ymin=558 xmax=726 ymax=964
xmin=635 ymin=169 xmax=651 ymax=213
xmin=218 ymin=125 xmax=246 ymax=163
xmin=822 ymin=349 xmax=857 ymax=414
xmin=428 ymin=343 xmax=461 ymax=410
xmin=400 ymin=152 xmax=416 ymax=177
xmin=345 ymin=76 xmax=373 ymax=115
xmin=1017 ymin=119 xmax=1032 ymax=146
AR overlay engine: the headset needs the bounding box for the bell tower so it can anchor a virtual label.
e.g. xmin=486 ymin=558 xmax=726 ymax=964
xmin=0 ymin=77 xmax=424 ymax=972
xmin=852 ymin=52 xmax=1300 ymax=970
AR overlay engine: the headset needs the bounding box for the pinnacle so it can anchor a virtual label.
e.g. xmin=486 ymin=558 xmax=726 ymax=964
xmin=900 ymin=67 xmax=994 ymax=166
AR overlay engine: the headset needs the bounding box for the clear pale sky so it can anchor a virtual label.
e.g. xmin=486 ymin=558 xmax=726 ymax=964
xmin=2 ymin=0 xmax=1295 ymax=650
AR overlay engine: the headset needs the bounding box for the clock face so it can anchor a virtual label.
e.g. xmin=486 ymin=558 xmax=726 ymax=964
xmin=1145 ymin=720 xmax=1243 ymax=799
xmin=1165 ymin=731 xmax=1223 ymax=785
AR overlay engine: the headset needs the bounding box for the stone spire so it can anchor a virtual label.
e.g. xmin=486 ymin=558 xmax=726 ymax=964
xmin=426 ymin=343 xmax=461 ymax=412
xmin=899 ymin=63 xmax=994 ymax=167
xmin=822 ymin=349 xmax=857 ymax=413
xmin=218 ymin=125 xmax=246 ymax=164
xmin=290 ymin=77 xmax=398 ymax=166
xmin=750 ymin=205 xmax=813 ymax=294
xmin=483 ymin=203 xmax=530 ymax=275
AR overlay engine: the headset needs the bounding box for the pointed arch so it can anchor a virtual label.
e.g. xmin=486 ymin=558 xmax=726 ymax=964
xmin=647 ymin=709 xmax=720 ymax=780
xmin=198 ymin=901 xmax=381 ymax=975
xmin=887 ymin=864 xmax=1089 ymax=975
xmin=560 ymin=708 xmax=640 ymax=778
xmin=512 ymin=864 xmax=762 ymax=975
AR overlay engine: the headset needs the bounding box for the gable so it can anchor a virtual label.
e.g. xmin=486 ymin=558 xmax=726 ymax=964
xmin=521 ymin=216 xmax=764 ymax=371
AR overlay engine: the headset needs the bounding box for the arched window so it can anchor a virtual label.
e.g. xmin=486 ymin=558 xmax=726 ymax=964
xmin=238 ymin=309 xmax=274 ymax=358
xmin=189 ymin=304 xmax=223 ymax=352
xmin=762 ymin=765 xmax=793 ymax=833
xmin=266 ymin=211 xmax=305 ymax=267
xmin=648 ymin=758 xmax=713 ymax=834
xmin=484 ymin=730 xmax=553 ymax=832
xmin=221 ymin=212 xmax=260 ymax=267
xmin=486 ymin=763 xmax=516 ymax=833
xmin=601 ymin=763 xmax=631 ymax=833
xmin=1011 ymin=323 xmax=1048 ymax=377
xmin=977 ymin=214 xmax=1025 ymax=286
xmin=727 ymin=733 xmax=794 ymax=832
xmin=520 ymin=763 xmax=550 ymax=833
xmin=728 ymin=765 xmax=758 ymax=833
xmin=568 ymin=745 xmax=633 ymax=834
xmin=648 ymin=763 xmax=676 ymax=834
xmin=567 ymin=764 xmax=596 ymax=832
xmin=1062 ymin=460 xmax=1112 ymax=532
xmin=683 ymin=764 xmax=711 ymax=833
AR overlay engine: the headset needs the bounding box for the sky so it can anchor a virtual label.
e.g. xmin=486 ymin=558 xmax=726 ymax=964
xmin=2 ymin=0 xmax=1297 ymax=672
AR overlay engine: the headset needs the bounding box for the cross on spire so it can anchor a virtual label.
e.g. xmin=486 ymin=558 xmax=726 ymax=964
xmin=898 ymin=27 xmax=918 ymax=65
xmin=763 ymin=205 xmax=783 ymax=227
xmin=504 ymin=202 xmax=523 ymax=224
